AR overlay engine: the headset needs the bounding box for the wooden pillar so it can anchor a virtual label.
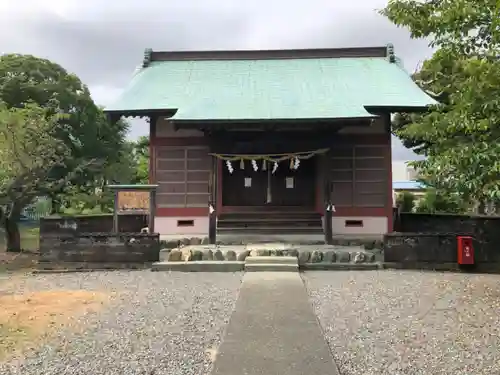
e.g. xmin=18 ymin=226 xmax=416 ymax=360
xmin=148 ymin=115 xmax=157 ymax=185
xmin=113 ymin=189 xmax=119 ymax=234
xmin=322 ymin=153 xmax=333 ymax=244
xmin=208 ymin=154 xmax=218 ymax=245
xmin=149 ymin=188 xmax=156 ymax=233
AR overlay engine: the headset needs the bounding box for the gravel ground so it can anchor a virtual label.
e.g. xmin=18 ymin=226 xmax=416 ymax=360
xmin=0 ymin=271 xmax=243 ymax=375
xmin=304 ymin=270 xmax=500 ymax=375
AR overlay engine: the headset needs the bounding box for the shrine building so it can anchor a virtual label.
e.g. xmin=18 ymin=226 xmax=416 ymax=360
xmin=105 ymin=45 xmax=436 ymax=241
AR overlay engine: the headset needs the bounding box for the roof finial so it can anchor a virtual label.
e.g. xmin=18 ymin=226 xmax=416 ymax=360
xmin=387 ymin=43 xmax=395 ymax=63
xmin=143 ymin=48 xmax=153 ymax=68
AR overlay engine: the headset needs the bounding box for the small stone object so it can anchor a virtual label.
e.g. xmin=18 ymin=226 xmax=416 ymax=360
xmin=298 ymin=251 xmax=311 ymax=265
xmin=181 ymin=238 xmax=191 ymax=246
xmin=167 ymin=249 xmax=183 ymax=262
xmin=336 ymin=251 xmax=351 ymax=263
xmin=353 ymin=252 xmax=366 ymax=263
xmin=310 ymin=250 xmax=323 ymax=263
xmin=322 ymin=251 xmax=336 ymax=263
xmin=201 ymin=237 xmax=209 ymax=245
xmin=270 ymin=249 xmax=284 ymax=256
xmin=190 ymin=237 xmax=202 ymax=245
xmin=249 ymin=249 xmax=270 ymax=257
xmin=202 ymin=249 xmax=214 ymax=261
xmin=225 ymin=250 xmax=237 ymax=261
xmin=191 ymin=250 xmax=203 ymax=261
xmin=181 ymin=249 xmax=192 ymax=261
xmin=214 ymin=249 xmax=224 ymax=261
xmin=237 ymin=250 xmax=250 ymax=261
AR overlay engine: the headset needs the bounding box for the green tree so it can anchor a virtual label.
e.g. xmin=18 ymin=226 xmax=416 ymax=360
xmin=381 ymin=0 xmax=500 ymax=55
xmin=0 ymin=103 xmax=76 ymax=251
xmin=396 ymin=191 xmax=416 ymax=212
xmin=381 ymin=0 xmax=500 ymax=212
xmin=0 ymin=54 xmax=129 ymax=214
xmin=59 ymin=136 xmax=150 ymax=215
xmin=415 ymin=190 xmax=466 ymax=214
xmin=132 ymin=136 xmax=150 ymax=184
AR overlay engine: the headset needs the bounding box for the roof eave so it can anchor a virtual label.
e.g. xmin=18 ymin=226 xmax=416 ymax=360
xmin=365 ymin=105 xmax=436 ymax=114
xmin=104 ymin=108 xmax=177 ymax=120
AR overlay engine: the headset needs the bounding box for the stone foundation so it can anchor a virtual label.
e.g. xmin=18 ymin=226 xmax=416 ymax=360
xmin=156 ymin=243 xmax=382 ymax=272
xmin=39 ymin=232 xmax=160 ymax=271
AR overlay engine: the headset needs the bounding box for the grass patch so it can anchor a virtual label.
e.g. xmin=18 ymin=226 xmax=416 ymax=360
xmin=0 ymin=290 xmax=108 ymax=360
xmin=0 ymin=223 xmax=40 ymax=253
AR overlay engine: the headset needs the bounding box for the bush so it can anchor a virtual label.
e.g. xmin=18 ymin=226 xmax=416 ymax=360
xmin=415 ymin=190 xmax=465 ymax=214
xmin=396 ymin=191 xmax=416 ymax=212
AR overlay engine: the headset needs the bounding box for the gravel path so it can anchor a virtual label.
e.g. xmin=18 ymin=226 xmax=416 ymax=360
xmin=304 ymin=270 xmax=500 ymax=375
xmin=0 ymin=271 xmax=243 ymax=375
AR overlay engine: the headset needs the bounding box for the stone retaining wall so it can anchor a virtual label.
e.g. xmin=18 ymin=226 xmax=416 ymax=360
xmin=160 ymin=238 xmax=384 ymax=250
xmin=161 ymin=246 xmax=381 ymax=265
xmin=395 ymin=212 xmax=500 ymax=239
xmin=40 ymin=214 xmax=147 ymax=235
xmin=384 ymin=232 xmax=500 ymax=272
xmin=39 ymin=232 xmax=160 ymax=270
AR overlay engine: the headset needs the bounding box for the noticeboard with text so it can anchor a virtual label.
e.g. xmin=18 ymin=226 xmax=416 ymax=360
xmin=117 ymin=190 xmax=150 ymax=214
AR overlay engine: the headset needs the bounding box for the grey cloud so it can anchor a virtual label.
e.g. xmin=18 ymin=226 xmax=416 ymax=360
xmin=0 ymin=0 xmax=432 ymax=160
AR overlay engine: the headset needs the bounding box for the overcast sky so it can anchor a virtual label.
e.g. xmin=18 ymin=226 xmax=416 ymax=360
xmin=0 ymin=0 xmax=433 ymax=160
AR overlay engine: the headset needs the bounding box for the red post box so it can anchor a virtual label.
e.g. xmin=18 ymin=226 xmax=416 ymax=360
xmin=457 ymin=236 xmax=474 ymax=265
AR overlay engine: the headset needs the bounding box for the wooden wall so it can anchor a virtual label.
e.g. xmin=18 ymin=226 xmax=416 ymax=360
xmin=155 ymin=146 xmax=210 ymax=208
xmin=329 ymin=138 xmax=389 ymax=210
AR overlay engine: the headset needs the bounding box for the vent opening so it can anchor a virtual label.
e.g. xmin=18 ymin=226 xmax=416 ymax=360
xmin=345 ymin=220 xmax=363 ymax=227
xmin=177 ymin=220 xmax=194 ymax=227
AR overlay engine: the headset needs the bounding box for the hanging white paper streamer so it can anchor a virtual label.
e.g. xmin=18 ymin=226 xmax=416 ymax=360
xmin=293 ymin=157 xmax=300 ymax=170
xmin=251 ymin=159 xmax=258 ymax=172
xmin=272 ymin=162 xmax=279 ymax=174
xmin=326 ymin=204 xmax=336 ymax=212
xmin=239 ymin=159 xmax=245 ymax=169
xmin=226 ymin=160 xmax=234 ymax=174
xmin=209 ymin=204 xmax=215 ymax=214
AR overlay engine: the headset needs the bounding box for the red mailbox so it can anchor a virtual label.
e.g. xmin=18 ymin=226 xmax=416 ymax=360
xmin=457 ymin=236 xmax=474 ymax=265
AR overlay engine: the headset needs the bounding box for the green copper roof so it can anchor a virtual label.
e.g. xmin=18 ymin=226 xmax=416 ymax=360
xmin=106 ymin=53 xmax=437 ymax=120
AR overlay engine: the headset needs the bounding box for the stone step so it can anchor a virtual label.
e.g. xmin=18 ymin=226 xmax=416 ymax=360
xmin=152 ymin=261 xmax=244 ymax=272
xmin=245 ymin=256 xmax=298 ymax=265
xmin=217 ymin=227 xmax=323 ymax=234
xmin=245 ymin=263 xmax=299 ymax=272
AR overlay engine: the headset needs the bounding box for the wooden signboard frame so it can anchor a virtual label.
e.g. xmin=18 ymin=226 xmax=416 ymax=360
xmin=107 ymin=184 xmax=158 ymax=234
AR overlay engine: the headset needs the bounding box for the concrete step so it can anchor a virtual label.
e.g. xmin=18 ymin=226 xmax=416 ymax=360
xmin=245 ymin=256 xmax=298 ymax=265
xmin=245 ymin=263 xmax=298 ymax=272
xmin=217 ymin=227 xmax=323 ymax=234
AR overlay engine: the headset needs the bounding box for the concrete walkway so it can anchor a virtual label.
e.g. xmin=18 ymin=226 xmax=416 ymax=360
xmin=210 ymin=273 xmax=339 ymax=375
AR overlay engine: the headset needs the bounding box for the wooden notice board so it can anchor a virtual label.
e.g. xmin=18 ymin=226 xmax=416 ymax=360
xmin=117 ymin=190 xmax=150 ymax=214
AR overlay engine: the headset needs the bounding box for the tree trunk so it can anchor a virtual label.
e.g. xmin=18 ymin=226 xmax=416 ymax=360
xmin=50 ymin=195 xmax=59 ymax=215
xmin=5 ymin=204 xmax=22 ymax=252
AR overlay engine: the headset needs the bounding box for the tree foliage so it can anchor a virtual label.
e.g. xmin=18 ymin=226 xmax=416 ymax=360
xmin=0 ymin=103 xmax=74 ymax=250
xmin=0 ymin=54 xmax=129 ymax=212
xmin=396 ymin=191 xmax=416 ymax=212
xmin=132 ymin=136 xmax=150 ymax=185
xmin=59 ymin=136 xmax=150 ymax=215
xmin=381 ymin=0 xmax=500 ymax=211
xmin=381 ymin=0 xmax=500 ymax=55
xmin=414 ymin=189 xmax=466 ymax=214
